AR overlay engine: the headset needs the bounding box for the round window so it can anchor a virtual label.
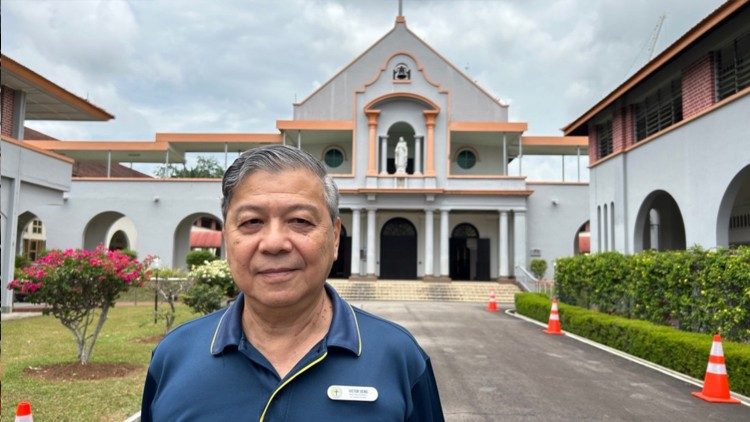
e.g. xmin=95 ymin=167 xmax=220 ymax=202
xmin=324 ymin=148 xmax=344 ymax=168
xmin=457 ymin=149 xmax=476 ymax=169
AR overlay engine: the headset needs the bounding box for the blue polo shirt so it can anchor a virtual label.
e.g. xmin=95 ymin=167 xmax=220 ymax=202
xmin=141 ymin=284 xmax=444 ymax=421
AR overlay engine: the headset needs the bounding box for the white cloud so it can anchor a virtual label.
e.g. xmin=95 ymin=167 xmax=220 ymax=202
xmin=1 ymin=0 xmax=726 ymax=140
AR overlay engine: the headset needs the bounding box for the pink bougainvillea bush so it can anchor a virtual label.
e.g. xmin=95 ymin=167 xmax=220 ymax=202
xmin=8 ymin=245 xmax=151 ymax=364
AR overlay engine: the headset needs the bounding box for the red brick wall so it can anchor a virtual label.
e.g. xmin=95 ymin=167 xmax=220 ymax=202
xmin=588 ymin=124 xmax=598 ymax=162
xmin=1 ymin=85 xmax=16 ymax=137
xmin=623 ymin=105 xmax=634 ymax=148
xmin=611 ymin=106 xmax=635 ymax=153
xmin=682 ymin=54 xmax=715 ymax=119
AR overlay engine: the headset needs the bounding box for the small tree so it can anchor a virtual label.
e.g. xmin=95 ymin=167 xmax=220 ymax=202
xmin=183 ymin=283 xmax=225 ymax=315
xmin=189 ymin=259 xmax=237 ymax=297
xmin=153 ymin=277 xmax=190 ymax=333
xmin=8 ymin=245 xmax=148 ymax=364
xmin=183 ymin=260 xmax=236 ymax=315
xmin=529 ymin=258 xmax=548 ymax=280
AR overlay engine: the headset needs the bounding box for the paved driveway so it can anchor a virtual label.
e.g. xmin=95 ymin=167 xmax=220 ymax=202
xmin=354 ymin=301 xmax=749 ymax=421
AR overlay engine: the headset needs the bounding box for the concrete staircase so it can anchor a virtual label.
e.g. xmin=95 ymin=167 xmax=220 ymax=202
xmin=327 ymin=280 xmax=520 ymax=303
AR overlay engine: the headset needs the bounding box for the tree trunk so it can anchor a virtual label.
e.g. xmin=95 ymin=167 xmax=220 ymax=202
xmin=79 ymin=305 xmax=110 ymax=365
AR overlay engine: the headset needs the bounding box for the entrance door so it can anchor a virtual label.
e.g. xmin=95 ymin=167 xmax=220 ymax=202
xmin=379 ymin=218 xmax=417 ymax=279
xmin=328 ymin=226 xmax=351 ymax=279
xmin=450 ymin=223 xmax=490 ymax=281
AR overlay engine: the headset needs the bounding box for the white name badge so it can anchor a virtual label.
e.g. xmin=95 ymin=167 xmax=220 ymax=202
xmin=327 ymin=385 xmax=379 ymax=402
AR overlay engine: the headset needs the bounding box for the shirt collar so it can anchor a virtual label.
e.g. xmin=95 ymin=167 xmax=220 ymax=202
xmin=210 ymin=283 xmax=362 ymax=357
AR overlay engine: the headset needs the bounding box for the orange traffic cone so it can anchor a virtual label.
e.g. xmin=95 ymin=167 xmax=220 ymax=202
xmin=543 ymin=298 xmax=563 ymax=335
xmin=691 ymin=334 xmax=740 ymax=403
xmin=486 ymin=291 xmax=498 ymax=312
xmin=15 ymin=401 xmax=33 ymax=422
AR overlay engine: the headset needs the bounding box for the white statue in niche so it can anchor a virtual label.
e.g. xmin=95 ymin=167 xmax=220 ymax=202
xmin=394 ymin=136 xmax=408 ymax=174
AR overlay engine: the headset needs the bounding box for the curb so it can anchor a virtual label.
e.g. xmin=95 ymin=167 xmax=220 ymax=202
xmin=505 ymin=308 xmax=750 ymax=407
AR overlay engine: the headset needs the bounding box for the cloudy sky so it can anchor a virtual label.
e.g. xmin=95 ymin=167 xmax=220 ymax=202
xmin=2 ymin=0 xmax=725 ymax=158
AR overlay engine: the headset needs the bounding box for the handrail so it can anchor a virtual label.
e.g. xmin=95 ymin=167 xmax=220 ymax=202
xmin=514 ymin=265 xmax=538 ymax=292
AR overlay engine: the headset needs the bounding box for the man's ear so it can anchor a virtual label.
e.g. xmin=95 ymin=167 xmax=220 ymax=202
xmin=332 ymin=217 xmax=342 ymax=260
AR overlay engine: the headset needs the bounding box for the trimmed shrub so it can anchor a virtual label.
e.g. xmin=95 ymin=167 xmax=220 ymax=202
xmin=529 ymin=258 xmax=548 ymax=280
xmin=186 ymin=249 xmax=218 ymax=269
xmin=515 ymin=293 xmax=750 ymax=396
xmin=555 ymin=246 xmax=750 ymax=342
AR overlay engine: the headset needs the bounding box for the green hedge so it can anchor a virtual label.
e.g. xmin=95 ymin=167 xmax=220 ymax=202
xmin=555 ymin=247 xmax=750 ymax=342
xmin=515 ymin=293 xmax=750 ymax=396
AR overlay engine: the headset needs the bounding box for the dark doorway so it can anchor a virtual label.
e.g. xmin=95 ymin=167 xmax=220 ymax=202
xmin=380 ymin=218 xmax=417 ymax=279
xmin=328 ymin=225 xmax=351 ymax=279
xmin=450 ymin=223 xmax=491 ymax=281
xmin=635 ymin=190 xmax=686 ymax=252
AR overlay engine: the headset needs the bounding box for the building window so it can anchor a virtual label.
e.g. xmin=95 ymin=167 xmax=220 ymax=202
xmin=31 ymin=220 xmax=43 ymax=234
xmin=716 ymin=31 xmax=750 ymax=101
xmin=595 ymin=121 xmax=613 ymax=158
xmin=456 ymin=149 xmax=477 ymax=169
xmin=324 ymin=147 xmax=344 ymax=168
xmin=634 ymin=78 xmax=683 ymax=141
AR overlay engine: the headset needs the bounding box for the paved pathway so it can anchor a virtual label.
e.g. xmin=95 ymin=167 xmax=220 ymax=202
xmin=354 ymin=301 xmax=749 ymax=421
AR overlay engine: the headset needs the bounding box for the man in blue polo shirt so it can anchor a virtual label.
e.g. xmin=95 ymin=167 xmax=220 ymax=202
xmin=142 ymin=145 xmax=444 ymax=421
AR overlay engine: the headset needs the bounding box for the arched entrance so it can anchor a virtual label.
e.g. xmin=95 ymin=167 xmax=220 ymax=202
xmin=634 ymin=191 xmax=686 ymax=251
xmin=573 ymin=221 xmax=590 ymax=255
xmin=174 ymin=213 xmax=223 ymax=269
xmin=386 ymin=122 xmax=416 ymax=174
xmin=17 ymin=212 xmax=46 ymax=261
xmin=379 ymin=218 xmax=417 ymax=279
xmin=328 ymin=225 xmax=351 ymax=279
xmin=717 ymin=164 xmax=750 ymax=247
xmin=450 ymin=223 xmax=490 ymax=281
xmin=83 ymin=211 xmax=126 ymax=250
xmin=108 ymin=230 xmax=129 ymax=250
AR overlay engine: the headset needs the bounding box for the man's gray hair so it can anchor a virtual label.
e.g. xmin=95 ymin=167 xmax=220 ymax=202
xmin=221 ymin=145 xmax=340 ymax=222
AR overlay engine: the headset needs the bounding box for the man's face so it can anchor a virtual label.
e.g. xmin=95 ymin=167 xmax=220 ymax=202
xmin=223 ymin=168 xmax=340 ymax=309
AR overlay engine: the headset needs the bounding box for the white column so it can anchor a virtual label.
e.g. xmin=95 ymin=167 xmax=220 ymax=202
xmin=106 ymin=150 xmax=112 ymax=178
xmin=561 ymin=155 xmax=565 ymax=182
xmin=366 ymin=209 xmax=377 ymax=276
xmin=350 ymin=209 xmax=361 ymax=276
xmin=415 ymin=136 xmax=423 ymax=175
xmin=576 ymin=146 xmax=581 ymax=182
xmin=424 ymin=209 xmax=434 ymax=277
xmin=513 ymin=210 xmax=527 ymax=273
xmin=518 ymin=137 xmax=523 ymax=176
xmin=1 ymin=177 xmax=21 ymax=311
xmin=297 ymin=130 xmax=302 ymax=149
xmin=224 ymin=142 xmax=229 ymax=168
xmin=502 ymin=134 xmax=508 ymax=175
xmin=499 ymin=211 xmax=509 ymax=278
xmin=380 ymin=136 xmax=388 ymax=174
xmin=439 ymin=209 xmax=450 ymax=277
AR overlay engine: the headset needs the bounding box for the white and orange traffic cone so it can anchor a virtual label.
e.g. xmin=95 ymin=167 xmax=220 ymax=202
xmin=486 ymin=291 xmax=498 ymax=312
xmin=543 ymin=298 xmax=563 ymax=335
xmin=15 ymin=401 xmax=33 ymax=422
xmin=691 ymin=334 xmax=740 ymax=404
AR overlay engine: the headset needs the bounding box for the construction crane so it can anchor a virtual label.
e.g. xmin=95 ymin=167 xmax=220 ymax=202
xmin=646 ymin=14 xmax=667 ymax=60
xmin=624 ymin=13 xmax=666 ymax=78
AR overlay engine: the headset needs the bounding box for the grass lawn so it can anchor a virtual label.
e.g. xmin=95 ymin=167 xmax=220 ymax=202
xmin=1 ymin=303 xmax=201 ymax=421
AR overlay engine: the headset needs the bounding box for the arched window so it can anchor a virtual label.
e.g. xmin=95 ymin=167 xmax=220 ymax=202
xmin=452 ymin=223 xmax=479 ymax=238
xmin=456 ymin=149 xmax=477 ymax=169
